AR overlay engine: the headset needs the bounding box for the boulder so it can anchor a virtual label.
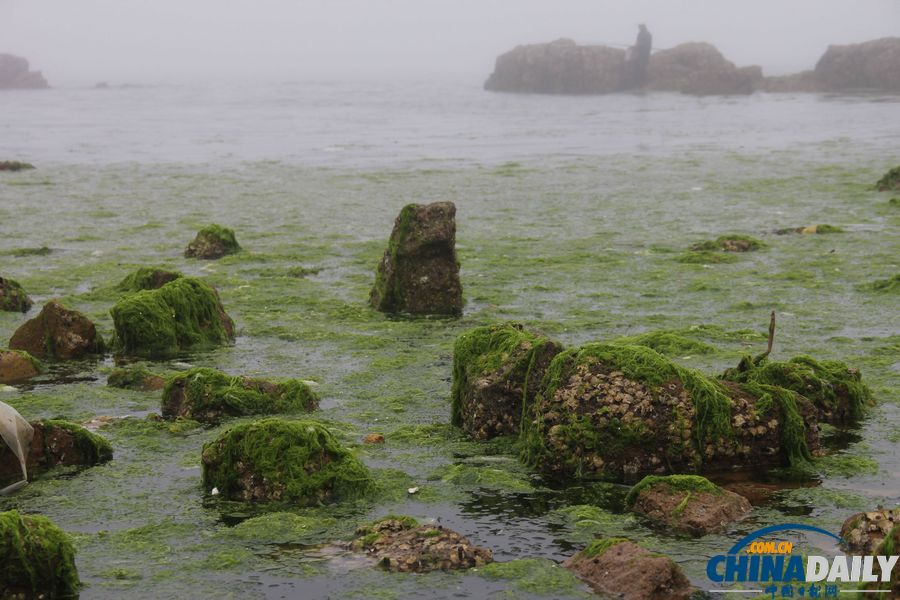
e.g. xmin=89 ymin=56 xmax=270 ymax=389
xmin=184 ymin=224 xmax=241 ymax=259
xmin=877 ymin=167 xmax=900 ymax=192
xmin=625 ymin=475 xmax=751 ymax=536
xmin=520 ymin=343 xmax=819 ymax=481
xmin=0 ymin=276 xmax=33 ymax=312
xmin=0 ymin=54 xmax=49 ymax=90
xmin=110 ymin=277 xmax=235 ymax=356
xmin=0 ymin=419 xmax=112 ymax=488
xmin=370 ymin=201 xmax=463 ymax=316
xmin=564 ymin=538 xmax=693 ymax=600
xmin=201 ymin=418 xmax=375 ymax=504
xmin=350 ymin=516 xmax=492 ymax=572
xmin=841 ymin=508 xmax=900 ymax=555
xmin=648 ymin=43 xmax=758 ymax=95
xmin=0 ymin=161 xmax=35 ymax=172
xmin=0 ymin=511 xmax=79 ymax=599
xmin=116 ymin=267 xmax=183 ymax=292
xmin=451 ymin=323 xmax=563 ymax=439
xmin=814 ymin=37 xmax=900 ymax=92
xmin=0 ymin=350 xmax=42 ymax=384
xmin=9 ymin=300 xmax=104 ymax=359
xmin=106 ymin=366 xmax=166 ymax=391
xmin=162 ymin=367 xmax=319 ymax=424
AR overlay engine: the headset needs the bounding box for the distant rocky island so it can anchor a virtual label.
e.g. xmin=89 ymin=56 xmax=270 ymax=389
xmin=485 ymin=36 xmax=900 ymax=95
xmin=0 ymin=54 xmax=49 ymax=89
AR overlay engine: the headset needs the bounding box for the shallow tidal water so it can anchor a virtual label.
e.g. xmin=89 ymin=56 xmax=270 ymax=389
xmin=0 ymin=82 xmax=898 ymax=599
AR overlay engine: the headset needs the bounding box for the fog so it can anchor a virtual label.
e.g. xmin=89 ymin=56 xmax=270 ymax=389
xmin=2 ymin=0 xmax=898 ymax=85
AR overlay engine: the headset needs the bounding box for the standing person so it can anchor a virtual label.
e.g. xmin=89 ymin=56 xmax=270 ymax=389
xmin=626 ymin=23 xmax=653 ymax=90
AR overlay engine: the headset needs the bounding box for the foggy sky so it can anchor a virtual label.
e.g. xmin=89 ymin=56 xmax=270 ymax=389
xmin=2 ymin=0 xmax=898 ymax=85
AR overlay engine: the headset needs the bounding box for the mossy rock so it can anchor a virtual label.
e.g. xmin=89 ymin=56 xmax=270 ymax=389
xmin=201 ymin=418 xmax=375 ymax=505
xmin=775 ymin=224 xmax=845 ymax=235
xmin=162 ymin=367 xmax=319 ymax=424
xmin=876 ymin=166 xmax=900 ymax=191
xmin=9 ymin=300 xmax=104 ymax=359
xmin=106 ymin=366 xmax=166 ymax=391
xmin=0 ymin=510 xmax=80 ymax=598
xmin=110 ymin=277 xmax=235 ymax=357
xmin=116 ymin=267 xmax=183 ymax=292
xmin=858 ymin=274 xmax=899 ymax=293
xmin=184 ymin=224 xmax=241 ymax=260
xmin=451 ymin=323 xmax=563 ymax=439
xmin=0 ymin=276 xmax=33 ymax=312
xmin=0 ymin=161 xmax=35 ymax=172
xmin=0 ymin=350 xmax=43 ymax=384
xmin=721 ymin=354 xmax=872 ymax=425
xmin=689 ymin=234 xmax=764 ymax=252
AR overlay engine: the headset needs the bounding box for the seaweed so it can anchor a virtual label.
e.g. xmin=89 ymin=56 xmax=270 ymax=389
xmin=579 ymin=537 xmax=629 ymax=559
xmin=876 ymin=166 xmax=900 ymax=191
xmin=612 ymin=331 xmax=716 ymax=356
xmin=184 ymin=224 xmax=241 ymax=259
xmin=690 ymin=234 xmax=764 ymax=252
xmin=0 ymin=276 xmax=33 ymax=312
xmin=624 ymin=474 xmax=721 ymax=507
xmin=0 ymin=510 xmax=80 ymax=598
xmin=116 ymin=267 xmax=183 ymax=292
xmin=37 ymin=419 xmax=114 ymax=465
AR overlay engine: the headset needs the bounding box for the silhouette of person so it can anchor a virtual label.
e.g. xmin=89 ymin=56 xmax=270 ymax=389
xmin=625 ymin=24 xmax=652 ymax=90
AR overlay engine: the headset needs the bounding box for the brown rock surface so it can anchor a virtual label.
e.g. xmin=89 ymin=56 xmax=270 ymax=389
xmin=0 ymin=350 xmax=41 ymax=384
xmin=9 ymin=300 xmax=104 ymax=359
xmin=0 ymin=54 xmax=49 ymax=89
xmin=841 ymin=508 xmax=900 ymax=555
xmin=814 ymin=37 xmax=900 ymax=92
xmin=628 ymin=477 xmax=752 ymax=536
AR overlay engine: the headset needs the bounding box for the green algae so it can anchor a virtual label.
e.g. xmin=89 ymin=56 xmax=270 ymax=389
xmin=433 ymin=463 xmax=534 ymax=492
xmin=876 ymin=166 xmax=900 ymax=191
xmin=37 ymin=419 xmax=114 ymax=465
xmin=0 ymin=510 xmax=80 ymax=598
xmin=110 ymin=277 xmax=234 ymax=356
xmin=612 ymin=331 xmax=716 ymax=356
xmin=812 ymin=224 xmax=844 ymax=234
xmin=162 ymin=367 xmax=319 ymax=423
xmin=579 ymin=537 xmax=629 ymax=558
xmin=185 ymin=224 xmax=241 ymax=258
xmin=476 ymin=558 xmax=587 ymax=597
xmin=690 ymin=234 xmax=765 ymax=252
xmin=107 ymin=365 xmax=166 ymax=391
xmin=624 ymin=474 xmax=721 ymax=507
xmin=857 ymin=274 xmax=899 ymax=293
xmin=677 ymin=250 xmax=739 ymax=264
xmin=741 ymin=382 xmax=813 ymax=466
xmin=370 ymin=204 xmax=416 ymax=312
xmin=115 ymin=267 xmax=184 ymax=292
xmin=201 ymin=418 xmax=376 ymax=505
xmin=814 ymin=453 xmax=879 ymax=478
xmin=0 ymin=276 xmax=33 ymax=312
xmin=225 ymin=513 xmax=337 ymax=545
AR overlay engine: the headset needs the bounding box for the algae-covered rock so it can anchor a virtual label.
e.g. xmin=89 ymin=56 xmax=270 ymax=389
xmin=201 ymin=418 xmax=374 ymax=504
xmin=0 ymin=419 xmax=112 ymax=488
xmin=721 ymin=354 xmax=872 ymax=425
xmin=521 ymin=343 xmax=819 ymax=481
xmin=867 ymin=524 xmax=900 ymax=598
xmin=110 ymin=277 xmax=235 ymax=356
xmin=9 ymin=300 xmax=104 ymax=359
xmin=350 ymin=516 xmax=493 ymax=572
xmin=106 ymin=366 xmax=166 ymax=391
xmin=0 ymin=277 xmax=33 ymax=312
xmin=0 ymin=161 xmax=36 ymax=172
xmin=0 ymin=510 xmax=80 ymax=599
xmin=0 ymin=350 xmax=42 ymax=384
xmin=840 ymin=507 xmax=900 ymax=555
xmin=563 ymin=538 xmax=693 ymax=600
xmin=689 ymin=234 xmax=764 ymax=253
xmin=370 ymin=201 xmax=463 ymax=316
xmin=877 ymin=166 xmax=900 ymax=192
xmin=162 ymin=367 xmax=319 ymax=424
xmin=625 ymin=474 xmax=751 ymax=536
xmin=858 ymin=274 xmax=900 ymax=293
xmin=116 ymin=267 xmax=183 ymax=292
xmin=451 ymin=323 xmax=563 ymax=440
xmin=775 ymin=224 xmax=845 ymax=235
xmin=184 ymin=224 xmax=241 ymax=259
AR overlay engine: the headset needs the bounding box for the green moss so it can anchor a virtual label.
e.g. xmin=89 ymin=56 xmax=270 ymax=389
xmin=742 ymin=382 xmax=813 ymax=467
xmin=162 ymin=367 xmax=319 ymax=423
xmin=370 ymin=204 xmax=416 ymax=311
xmin=612 ymin=331 xmax=716 ymax=356
xmin=580 ymin=537 xmax=629 ymax=558
xmin=677 ymin=250 xmax=739 ymax=264
xmin=477 ymin=558 xmax=584 ymax=595
xmin=0 ymin=510 xmax=80 ymax=598
xmin=116 ymin=267 xmax=183 ymax=292
xmin=624 ymin=474 xmax=721 ymax=507
xmin=435 ymin=463 xmax=534 ymax=492
xmin=201 ymin=418 xmax=376 ymax=505
xmin=450 ymin=323 xmax=561 ymax=429
xmin=690 ymin=234 xmax=765 ymax=252
xmin=0 ymin=276 xmax=33 ymax=312
xmin=186 ymin=224 xmax=241 ymax=258
xmin=37 ymin=419 xmax=114 ymax=465
xmin=876 ymin=166 xmax=900 ymax=191
xmin=812 ymin=224 xmax=844 ymax=234
xmin=110 ymin=277 xmax=234 ymax=356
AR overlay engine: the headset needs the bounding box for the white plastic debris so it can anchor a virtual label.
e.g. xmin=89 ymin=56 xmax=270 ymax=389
xmin=407 ymin=486 xmax=419 ymax=495
xmin=211 ymin=487 xmax=220 ymax=496
xmin=0 ymin=400 xmax=34 ymax=495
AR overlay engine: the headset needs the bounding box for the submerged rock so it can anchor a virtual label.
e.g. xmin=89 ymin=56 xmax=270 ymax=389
xmin=521 ymin=343 xmax=819 ymax=481
xmin=0 ymin=161 xmax=36 ymax=172
xmin=116 ymin=267 xmax=183 ymax=292
xmin=0 ymin=350 xmax=42 ymax=384
xmin=841 ymin=508 xmax=900 ymax=555
xmin=0 ymin=277 xmax=33 ymax=312
xmin=564 ymin=538 xmax=693 ymax=600
xmin=350 ymin=517 xmax=492 ymax=572
xmin=689 ymin=234 xmax=764 ymax=253
xmin=162 ymin=367 xmax=319 ymax=424
xmin=451 ymin=323 xmax=563 ymax=439
xmin=625 ymin=474 xmax=751 ymax=536
xmin=0 ymin=510 xmax=79 ymax=599
xmin=0 ymin=419 xmax=112 ymax=488
xmin=110 ymin=277 xmax=235 ymax=356
xmin=877 ymin=166 xmax=900 ymax=192
xmin=0 ymin=54 xmax=49 ymax=89
xmin=106 ymin=366 xmax=166 ymax=391
xmin=370 ymin=201 xmax=463 ymax=316
xmin=201 ymin=418 xmax=375 ymax=504
xmin=184 ymin=224 xmax=241 ymax=259
xmin=814 ymin=37 xmax=900 ymax=92
xmin=9 ymin=300 xmax=104 ymax=359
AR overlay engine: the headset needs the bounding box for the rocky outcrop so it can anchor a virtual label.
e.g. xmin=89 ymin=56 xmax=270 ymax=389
xmin=0 ymin=276 xmax=33 ymax=312
xmin=162 ymin=367 xmax=319 ymax=424
xmin=626 ymin=475 xmax=751 ymax=536
xmin=184 ymin=224 xmax=241 ymax=259
xmin=0 ymin=511 xmax=79 ymax=599
xmin=370 ymin=201 xmax=463 ymax=316
xmin=0 ymin=350 xmax=42 ymax=384
xmin=0 ymin=161 xmax=35 ymax=172
xmin=0 ymin=54 xmax=49 ymax=90
xmin=647 ymin=43 xmax=759 ymax=95
xmin=451 ymin=323 xmax=563 ymax=439
xmin=350 ymin=517 xmax=493 ymax=572
xmin=814 ymin=37 xmax=900 ymax=92
xmin=564 ymin=538 xmax=693 ymax=600
xmin=841 ymin=508 xmax=900 ymax=555
xmin=9 ymin=300 xmax=104 ymax=359
xmin=877 ymin=167 xmax=900 ymax=192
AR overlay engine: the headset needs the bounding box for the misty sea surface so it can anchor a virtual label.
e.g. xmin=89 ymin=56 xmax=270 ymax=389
xmin=0 ymin=80 xmax=898 ymax=599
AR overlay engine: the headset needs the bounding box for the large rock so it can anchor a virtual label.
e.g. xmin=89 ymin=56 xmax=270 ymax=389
xmin=0 ymin=54 xmax=49 ymax=90
xmin=877 ymin=167 xmax=900 ymax=192
xmin=110 ymin=277 xmax=235 ymax=356
xmin=184 ymin=224 xmax=241 ymax=259
xmin=201 ymin=418 xmax=375 ymax=504
xmin=841 ymin=508 xmax=900 ymax=555
xmin=0 ymin=350 xmax=42 ymax=384
xmin=0 ymin=511 xmax=79 ymax=599
xmin=451 ymin=323 xmax=563 ymax=439
xmin=0 ymin=276 xmax=33 ymax=312
xmin=564 ymin=538 xmax=693 ymax=600
xmin=370 ymin=201 xmax=463 ymax=316
xmin=814 ymin=37 xmax=900 ymax=92
xmin=648 ymin=43 xmax=758 ymax=95
xmin=9 ymin=300 xmax=104 ymax=359
xmin=625 ymin=475 xmax=751 ymax=536
xmin=350 ymin=516 xmax=493 ymax=572
xmin=162 ymin=367 xmax=319 ymax=424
